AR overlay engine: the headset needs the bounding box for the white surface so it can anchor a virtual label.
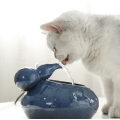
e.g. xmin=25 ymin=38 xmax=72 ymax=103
xmin=0 ymin=98 xmax=112 ymax=119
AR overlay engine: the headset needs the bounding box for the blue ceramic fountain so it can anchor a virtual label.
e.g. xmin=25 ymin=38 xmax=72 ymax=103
xmin=14 ymin=63 xmax=99 ymax=119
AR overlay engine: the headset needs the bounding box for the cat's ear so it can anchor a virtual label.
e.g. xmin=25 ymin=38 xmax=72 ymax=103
xmin=40 ymin=23 xmax=62 ymax=34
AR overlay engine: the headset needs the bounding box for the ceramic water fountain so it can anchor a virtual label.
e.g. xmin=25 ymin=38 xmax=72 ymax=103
xmin=14 ymin=63 xmax=99 ymax=119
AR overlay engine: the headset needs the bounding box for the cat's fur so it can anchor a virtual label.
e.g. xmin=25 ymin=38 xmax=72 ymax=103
xmin=40 ymin=10 xmax=120 ymax=118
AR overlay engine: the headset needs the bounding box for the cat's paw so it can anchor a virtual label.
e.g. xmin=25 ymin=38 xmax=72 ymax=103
xmin=102 ymin=104 xmax=111 ymax=114
xmin=108 ymin=106 xmax=120 ymax=118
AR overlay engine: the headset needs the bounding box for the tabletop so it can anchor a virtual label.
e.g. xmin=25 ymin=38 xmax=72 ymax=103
xmin=0 ymin=98 xmax=111 ymax=119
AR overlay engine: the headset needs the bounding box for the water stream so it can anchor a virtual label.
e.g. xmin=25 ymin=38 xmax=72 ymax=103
xmin=59 ymin=62 xmax=74 ymax=85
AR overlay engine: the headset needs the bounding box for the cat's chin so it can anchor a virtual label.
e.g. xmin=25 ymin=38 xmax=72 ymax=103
xmin=66 ymin=60 xmax=74 ymax=64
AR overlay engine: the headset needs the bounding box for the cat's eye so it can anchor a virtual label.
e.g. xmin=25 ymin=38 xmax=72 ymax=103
xmin=53 ymin=45 xmax=57 ymax=51
xmin=53 ymin=46 xmax=56 ymax=51
xmin=53 ymin=47 xmax=57 ymax=59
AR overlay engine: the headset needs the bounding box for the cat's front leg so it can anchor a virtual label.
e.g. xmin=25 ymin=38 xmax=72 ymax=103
xmin=108 ymin=76 xmax=120 ymax=118
xmin=101 ymin=78 xmax=113 ymax=114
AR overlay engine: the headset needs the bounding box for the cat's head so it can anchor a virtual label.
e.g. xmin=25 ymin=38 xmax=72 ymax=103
xmin=40 ymin=11 xmax=86 ymax=65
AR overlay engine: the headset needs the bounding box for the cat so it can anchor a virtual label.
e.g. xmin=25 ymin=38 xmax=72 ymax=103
xmin=40 ymin=10 xmax=120 ymax=118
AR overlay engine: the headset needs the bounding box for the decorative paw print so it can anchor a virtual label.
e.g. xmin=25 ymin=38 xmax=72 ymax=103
xmin=109 ymin=106 xmax=120 ymax=118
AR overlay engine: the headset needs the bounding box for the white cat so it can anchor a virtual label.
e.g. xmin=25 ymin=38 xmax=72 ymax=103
xmin=40 ymin=10 xmax=120 ymax=118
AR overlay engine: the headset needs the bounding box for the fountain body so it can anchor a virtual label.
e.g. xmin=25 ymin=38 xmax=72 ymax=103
xmin=14 ymin=63 xmax=99 ymax=119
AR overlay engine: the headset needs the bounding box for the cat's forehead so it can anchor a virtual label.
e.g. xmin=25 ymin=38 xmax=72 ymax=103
xmin=47 ymin=38 xmax=54 ymax=45
xmin=47 ymin=36 xmax=57 ymax=47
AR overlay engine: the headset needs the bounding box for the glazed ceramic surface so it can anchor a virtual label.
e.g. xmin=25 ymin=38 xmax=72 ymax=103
xmin=14 ymin=63 xmax=99 ymax=119
xmin=14 ymin=63 xmax=62 ymax=91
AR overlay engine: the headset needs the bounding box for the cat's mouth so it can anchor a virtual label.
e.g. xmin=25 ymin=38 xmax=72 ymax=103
xmin=61 ymin=55 xmax=69 ymax=65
